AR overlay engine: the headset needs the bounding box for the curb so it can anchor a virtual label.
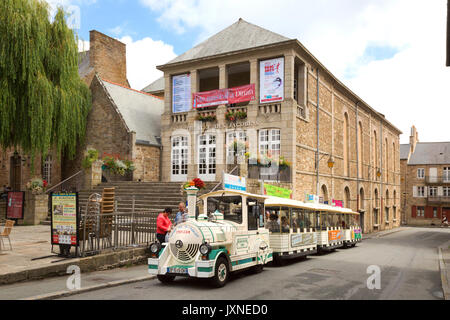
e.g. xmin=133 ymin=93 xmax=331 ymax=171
xmin=0 ymin=247 xmax=148 ymax=286
xmin=363 ymin=227 xmax=406 ymax=240
xmin=23 ymin=275 xmax=156 ymax=300
xmin=438 ymin=241 xmax=450 ymax=300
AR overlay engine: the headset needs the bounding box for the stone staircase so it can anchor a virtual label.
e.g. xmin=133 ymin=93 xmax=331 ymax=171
xmin=78 ymin=181 xmax=219 ymax=215
xmin=41 ymin=181 xmax=219 ymax=225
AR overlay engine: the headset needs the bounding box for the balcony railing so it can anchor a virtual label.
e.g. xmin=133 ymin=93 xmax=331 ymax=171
xmin=427 ymin=196 xmax=450 ymax=203
xmin=425 ymin=175 xmax=450 ymax=184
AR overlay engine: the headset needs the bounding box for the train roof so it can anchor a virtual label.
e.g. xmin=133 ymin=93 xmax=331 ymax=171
xmin=265 ymin=197 xmax=359 ymax=215
xmin=199 ymin=190 xmax=269 ymax=201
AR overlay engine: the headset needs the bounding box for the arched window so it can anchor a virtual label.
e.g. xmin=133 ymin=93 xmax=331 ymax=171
xmin=358 ymin=122 xmax=363 ymax=178
xmin=344 ymin=187 xmax=351 ymax=209
xmin=385 ymin=189 xmax=390 ymax=222
xmin=392 ymin=142 xmax=396 ymax=180
xmin=359 ymin=187 xmax=365 ymax=210
xmin=373 ymin=188 xmax=379 ymax=225
xmin=385 ymin=138 xmax=389 ymax=182
xmin=343 ymin=113 xmax=349 ymax=176
xmin=321 ymin=185 xmax=329 ymax=204
xmin=373 ymin=130 xmax=378 ymax=178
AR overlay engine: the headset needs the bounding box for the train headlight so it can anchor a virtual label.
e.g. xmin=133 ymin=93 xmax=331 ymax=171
xmin=150 ymin=242 xmax=161 ymax=255
xmin=199 ymin=243 xmax=212 ymax=256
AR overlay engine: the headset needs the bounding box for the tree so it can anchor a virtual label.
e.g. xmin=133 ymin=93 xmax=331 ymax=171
xmin=0 ymin=0 xmax=91 ymax=161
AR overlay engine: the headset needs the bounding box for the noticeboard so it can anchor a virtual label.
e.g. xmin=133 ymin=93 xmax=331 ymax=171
xmin=172 ymin=74 xmax=191 ymax=113
xmin=50 ymin=192 xmax=79 ymax=247
xmin=6 ymin=192 xmax=25 ymax=219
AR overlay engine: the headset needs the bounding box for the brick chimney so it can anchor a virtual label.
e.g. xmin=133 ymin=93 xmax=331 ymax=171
xmin=410 ymin=125 xmax=419 ymax=153
xmin=89 ymin=30 xmax=128 ymax=87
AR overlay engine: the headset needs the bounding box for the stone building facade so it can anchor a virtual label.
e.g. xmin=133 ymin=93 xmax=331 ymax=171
xmin=401 ymin=126 xmax=450 ymax=226
xmin=65 ymin=31 xmax=164 ymax=183
xmin=145 ymin=19 xmax=402 ymax=233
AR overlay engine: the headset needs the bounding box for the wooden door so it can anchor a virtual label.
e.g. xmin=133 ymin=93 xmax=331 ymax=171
xmin=10 ymin=155 xmax=22 ymax=191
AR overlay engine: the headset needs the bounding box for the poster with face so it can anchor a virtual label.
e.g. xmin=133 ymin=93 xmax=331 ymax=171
xmin=260 ymin=57 xmax=284 ymax=104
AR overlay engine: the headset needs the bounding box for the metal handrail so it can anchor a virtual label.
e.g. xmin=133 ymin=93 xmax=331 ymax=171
xmin=46 ymin=170 xmax=83 ymax=194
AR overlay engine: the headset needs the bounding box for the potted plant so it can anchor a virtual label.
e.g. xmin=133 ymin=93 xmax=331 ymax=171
xmin=196 ymin=114 xmax=217 ymax=122
xmin=26 ymin=178 xmax=48 ymax=195
xmin=183 ymin=178 xmax=205 ymax=190
xmin=225 ymin=110 xmax=247 ymax=122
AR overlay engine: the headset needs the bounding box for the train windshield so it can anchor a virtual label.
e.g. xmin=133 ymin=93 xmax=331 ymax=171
xmin=207 ymin=195 xmax=243 ymax=224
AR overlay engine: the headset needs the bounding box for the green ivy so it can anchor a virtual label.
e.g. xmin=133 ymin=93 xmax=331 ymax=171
xmin=0 ymin=0 xmax=91 ymax=162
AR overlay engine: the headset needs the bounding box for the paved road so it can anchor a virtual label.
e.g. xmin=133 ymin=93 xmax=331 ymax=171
xmin=61 ymin=227 xmax=449 ymax=300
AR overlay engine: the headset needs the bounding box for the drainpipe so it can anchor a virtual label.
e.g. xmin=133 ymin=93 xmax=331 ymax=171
xmin=356 ymin=101 xmax=360 ymax=211
xmin=316 ymin=68 xmax=320 ymax=196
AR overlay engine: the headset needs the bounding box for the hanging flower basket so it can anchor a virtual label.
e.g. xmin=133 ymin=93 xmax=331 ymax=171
xmin=225 ymin=110 xmax=247 ymax=122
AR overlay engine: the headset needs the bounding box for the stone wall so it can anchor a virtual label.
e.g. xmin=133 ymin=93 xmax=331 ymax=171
xmin=89 ymin=30 xmax=128 ymax=87
xmin=133 ymin=144 xmax=161 ymax=182
xmin=0 ymin=148 xmax=61 ymax=192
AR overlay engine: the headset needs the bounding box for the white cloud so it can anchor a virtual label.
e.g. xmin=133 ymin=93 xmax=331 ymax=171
xmin=140 ymin=0 xmax=449 ymax=143
xmin=119 ymin=36 xmax=177 ymax=91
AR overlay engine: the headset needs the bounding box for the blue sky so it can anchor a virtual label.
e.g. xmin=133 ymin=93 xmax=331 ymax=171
xmin=71 ymin=0 xmax=196 ymax=56
xmin=49 ymin=0 xmax=449 ymax=144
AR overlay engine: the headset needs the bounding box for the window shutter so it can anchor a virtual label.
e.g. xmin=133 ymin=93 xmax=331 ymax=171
xmin=438 ymin=187 xmax=443 ymax=196
xmin=424 ymin=187 xmax=428 ymax=198
xmin=411 ymin=206 xmax=417 ymax=218
xmin=413 ymin=186 xmax=418 ymax=198
xmin=425 ymin=207 xmax=433 ymax=219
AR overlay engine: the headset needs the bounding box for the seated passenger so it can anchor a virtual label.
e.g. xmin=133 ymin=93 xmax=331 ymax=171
xmin=281 ymin=216 xmax=290 ymax=233
xmin=265 ymin=213 xmax=280 ymax=233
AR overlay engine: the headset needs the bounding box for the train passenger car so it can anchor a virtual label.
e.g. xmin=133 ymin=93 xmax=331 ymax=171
xmin=264 ymin=197 xmax=318 ymax=261
xmin=342 ymin=210 xmax=363 ymax=248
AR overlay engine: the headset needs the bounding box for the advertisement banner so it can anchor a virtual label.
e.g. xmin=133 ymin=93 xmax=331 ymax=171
xmin=291 ymin=233 xmax=316 ymax=247
xmin=264 ymin=184 xmax=292 ymax=199
xmin=193 ymin=88 xmax=228 ymax=109
xmin=328 ymin=230 xmax=344 ymax=242
xmin=353 ymin=228 xmax=362 ymax=240
xmin=305 ymin=194 xmax=320 ymax=204
xmin=228 ymin=84 xmax=256 ymax=104
xmin=193 ymin=84 xmax=256 ymax=109
xmin=6 ymin=192 xmax=24 ymax=219
xmin=260 ymin=57 xmax=284 ymax=104
xmin=223 ymin=173 xmax=246 ymax=192
xmin=332 ymin=199 xmax=343 ymax=208
xmin=51 ymin=193 xmax=78 ymax=246
xmin=172 ymin=74 xmax=191 ymax=113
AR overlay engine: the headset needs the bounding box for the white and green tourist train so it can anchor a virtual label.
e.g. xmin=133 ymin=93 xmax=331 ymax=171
xmin=148 ymin=188 xmax=272 ymax=287
xmin=148 ymin=187 xmax=362 ymax=287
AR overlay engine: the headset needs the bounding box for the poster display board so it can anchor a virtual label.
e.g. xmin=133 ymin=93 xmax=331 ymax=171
xmin=264 ymin=184 xmax=292 ymax=199
xmin=223 ymin=173 xmax=246 ymax=192
xmin=51 ymin=193 xmax=79 ymax=246
xmin=172 ymin=74 xmax=191 ymax=113
xmin=332 ymin=199 xmax=343 ymax=208
xmin=260 ymin=57 xmax=284 ymax=104
xmin=305 ymin=194 xmax=320 ymax=204
xmin=6 ymin=192 xmax=25 ymax=219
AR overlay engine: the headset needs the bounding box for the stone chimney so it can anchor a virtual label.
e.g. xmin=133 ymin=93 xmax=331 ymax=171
xmin=410 ymin=125 xmax=419 ymax=153
xmin=89 ymin=30 xmax=128 ymax=87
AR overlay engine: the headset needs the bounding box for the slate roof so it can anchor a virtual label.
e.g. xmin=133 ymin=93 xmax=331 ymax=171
xmin=400 ymin=144 xmax=411 ymax=160
xmin=142 ymin=76 xmax=164 ymax=93
xmin=408 ymin=142 xmax=450 ymax=165
xmin=166 ymin=18 xmax=290 ymax=65
xmin=101 ymin=79 xmax=164 ymax=146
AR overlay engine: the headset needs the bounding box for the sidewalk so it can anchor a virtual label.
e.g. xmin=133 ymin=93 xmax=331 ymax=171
xmin=362 ymin=226 xmax=408 ymax=240
xmin=438 ymin=240 xmax=450 ymax=300
xmin=0 ymin=225 xmax=148 ymax=285
xmin=0 ymin=264 xmax=153 ymax=300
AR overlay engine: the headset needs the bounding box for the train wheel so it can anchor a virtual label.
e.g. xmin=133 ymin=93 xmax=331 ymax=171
xmin=253 ymin=264 xmax=264 ymax=274
xmin=212 ymin=257 xmax=229 ymax=288
xmin=157 ymin=274 xmax=175 ymax=284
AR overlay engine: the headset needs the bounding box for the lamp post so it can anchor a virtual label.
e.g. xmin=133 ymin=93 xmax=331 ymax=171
xmin=315 ymin=154 xmax=335 ymax=195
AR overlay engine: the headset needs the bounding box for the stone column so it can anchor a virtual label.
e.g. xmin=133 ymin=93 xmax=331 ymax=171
xmin=22 ymin=192 xmax=48 ymax=225
xmin=164 ymin=74 xmax=172 ymax=114
xmin=219 ymin=64 xmax=228 ymax=89
xmin=284 ymin=53 xmax=295 ymax=102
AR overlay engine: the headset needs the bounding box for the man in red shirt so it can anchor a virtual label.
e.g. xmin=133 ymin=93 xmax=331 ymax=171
xmin=156 ymin=208 xmax=173 ymax=243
